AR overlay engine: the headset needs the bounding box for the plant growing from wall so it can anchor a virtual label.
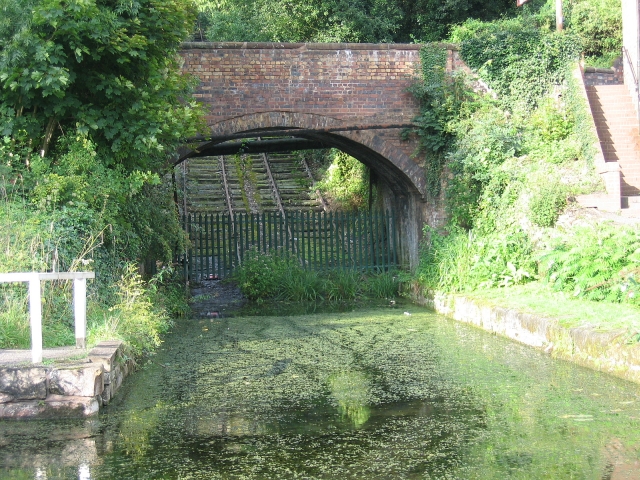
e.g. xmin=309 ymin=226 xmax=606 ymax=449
xmin=454 ymin=17 xmax=582 ymax=111
xmin=407 ymin=44 xmax=471 ymax=198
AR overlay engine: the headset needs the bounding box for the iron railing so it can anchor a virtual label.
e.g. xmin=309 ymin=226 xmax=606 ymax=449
xmin=180 ymin=210 xmax=400 ymax=281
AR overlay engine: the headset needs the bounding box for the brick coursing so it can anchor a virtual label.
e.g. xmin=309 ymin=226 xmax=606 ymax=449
xmin=179 ymin=43 xmax=465 ymax=198
xmin=178 ymin=43 xmax=465 ymax=260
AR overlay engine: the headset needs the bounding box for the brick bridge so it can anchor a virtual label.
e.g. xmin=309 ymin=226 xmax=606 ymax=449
xmin=177 ymin=42 xmax=466 ymax=268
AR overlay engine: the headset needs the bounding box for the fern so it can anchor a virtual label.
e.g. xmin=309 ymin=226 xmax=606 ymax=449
xmin=539 ymin=224 xmax=640 ymax=304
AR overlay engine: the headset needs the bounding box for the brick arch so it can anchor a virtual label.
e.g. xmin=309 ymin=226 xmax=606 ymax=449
xmin=195 ymin=112 xmax=426 ymax=197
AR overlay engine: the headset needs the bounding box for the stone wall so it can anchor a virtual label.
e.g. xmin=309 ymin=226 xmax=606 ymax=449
xmin=412 ymin=292 xmax=640 ymax=385
xmin=583 ymin=57 xmax=624 ymax=86
xmin=0 ymin=341 xmax=133 ymax=419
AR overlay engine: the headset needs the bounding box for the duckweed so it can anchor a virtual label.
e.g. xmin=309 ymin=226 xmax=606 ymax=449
xmin=1 ymin=305 xmax=639 ymax=479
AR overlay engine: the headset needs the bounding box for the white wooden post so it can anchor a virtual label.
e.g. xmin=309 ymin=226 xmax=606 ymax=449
xmin=74 ymin=277 xmax=87 ymax=348
xmin=556 ymin=0 xmax=563 ymax=31
xmin=28 ymin=273 xmax=43 ymax=364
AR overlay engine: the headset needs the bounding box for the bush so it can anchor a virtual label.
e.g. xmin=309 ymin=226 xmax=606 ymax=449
xmin=232 ymin=248 xmax=298 ymax=301
xmin=455 ymin=17 xmax=582 ymax=111
xmin=316 ymin=150 xmax=372 ymax=211
xmin=233 ymin=248 xmax=398 ymax=301
xmin=539 ymin=224 xmax=640 ymax=304
xmin=417 ymin=225 xmax=536 ymax=292
xmin=529 ymin=184 xmax=567 ymax=227
xmin=568 ymin=0 xmax=622 ymax=66
xmin=87 ymin=264 xmax=174 ymax=357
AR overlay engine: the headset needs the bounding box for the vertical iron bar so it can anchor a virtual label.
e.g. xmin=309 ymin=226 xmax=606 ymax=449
xmin=278 ymin=211 xmax=282 ymax=254
xmin=385 ymin=211 xmax=391 ymax=271
xmin=245 ymin=212 xmax=249 ymax=257
xmin=347 ymin=211 xmax=353 ymax=269
xmin=227 ymin=213 xmax=232 ymax=277
xmin=261 ymin=211 xmax=266 ymax=254
xmin=312 ymin=211 xmax=317 ymax=270
xmin=300 ymin=211 xmax=305 ymax=268
xmin=216 ymin=213 xmax=221 ymax=279
xmin=306 ymin=211 xmax=311 ymax=269
xmin=354 ymin=212 xmax=360 ymax=272
xmin=340 ymin=212 xmax=345 ymax=271
xmin=186 ymin=214 xmax=191 ymax=281
xmin=204 ymin=214 xmax=210 ymax=278
xmin=324 ymin=211 xmax=329 ymax=270
xmin=267 ymin=211 xmax=272 ymax=253
xmin=392 ymin=208 xmax=398 ymax=267
xmin=183 ymin=214 xmax=188 ymax=281
xmin=329 ymin=211 xmax=334 ymax=268
xmin=238 ymin=213 xmax=243 ymax=264
xmin=250 ymin=213 xmax=255 ymax=252
xmin=221 ymin=214 xmax=227 ymax=277
xmin=197 ymin=214 xmax=203 ymax=281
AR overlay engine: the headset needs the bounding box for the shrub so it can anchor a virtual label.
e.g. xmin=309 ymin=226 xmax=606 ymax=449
xmin=418 ymin=225 xmax=535 ymax=292
xmin=568 ymin=0 xmax=622 ymax=66
xmin=88 ymin=264 xmax=173 ymax=357
xmin=529 ymin=184 xmax=567 ymax=227
xmin=233 ymin=248 xmax=298 ymax=300
xmin=233 ymin=248 xmax=398 ymax=301
xmin=316 ymin=150 xmax=372 ymax=211
xmin=455 ymin=17 xmax=582 ymax=111
xmin=539 ymin=224 xmax=640 ymax=304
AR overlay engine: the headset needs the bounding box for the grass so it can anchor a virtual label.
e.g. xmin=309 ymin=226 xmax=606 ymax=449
xmin=460 ymin=282 xmax=640 ymax=332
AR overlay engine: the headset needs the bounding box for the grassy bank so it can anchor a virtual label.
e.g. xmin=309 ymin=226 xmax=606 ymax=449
xmin=408 ymin=3 xmax=640 ymax=343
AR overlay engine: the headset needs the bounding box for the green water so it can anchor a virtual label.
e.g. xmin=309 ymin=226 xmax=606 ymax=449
xmin=1 ymin=305 xmax=640 ymax=479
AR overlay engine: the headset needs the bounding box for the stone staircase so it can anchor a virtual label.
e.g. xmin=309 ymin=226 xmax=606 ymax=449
xmin=586 ymin=84 xmax=640 ymax=214
xmin=182 ymin=153 xmax=324 ymax=216
xmin=267 ymin=153 xmax=322 ymax=211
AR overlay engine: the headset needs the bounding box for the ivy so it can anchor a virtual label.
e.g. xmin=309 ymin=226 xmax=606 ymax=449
xmin=458 ymin=19 xmax=582 ymax=111
xmin=407 ymin=44 xmax=471 ymax=198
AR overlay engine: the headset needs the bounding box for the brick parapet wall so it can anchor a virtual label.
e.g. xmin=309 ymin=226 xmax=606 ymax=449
xmin=180 ymin=42 xmax=432 ymax=126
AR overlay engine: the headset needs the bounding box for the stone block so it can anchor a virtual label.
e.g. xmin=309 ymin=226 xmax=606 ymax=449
xmin=0 ymin=368 xmax=47 ymax=400
xmin=46 ymin=394 xmax=100 ymax=417
xmin=110 ymin=365 xmax=123 ymax=395
xmin=0 ymin=400 xmax=48 ymax=419
xmin=48 ymin=365 xmax=104 ymax=397
xmin=101 ymin=383 xmax=112 ymax=405
xmin=0 ymin=392 xmax=14 ymax=403
xmin=88 ymin=340 xmax=123 ymax=372
xmin=0 ymin=395 xmax=100 ymax=419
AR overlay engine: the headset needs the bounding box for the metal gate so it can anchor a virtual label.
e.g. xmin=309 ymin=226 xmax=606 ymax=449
xmin=181 ymin=210 xmax=399 ymax=281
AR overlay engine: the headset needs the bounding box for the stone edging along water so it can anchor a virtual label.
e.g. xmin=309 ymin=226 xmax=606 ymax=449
xmin=411 ymin=292 xmax=640 ymax=385
xmin=0 ymin=341 xmax=133 ymax=419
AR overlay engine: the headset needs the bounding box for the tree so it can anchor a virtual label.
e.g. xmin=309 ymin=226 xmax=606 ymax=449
xmin=0 ymin=0 xmax=205 ymax=268
xmin=0 ymin=0 xmax=203 ymax=172
xmin=195 ymin=0 xmax=514 ymax=44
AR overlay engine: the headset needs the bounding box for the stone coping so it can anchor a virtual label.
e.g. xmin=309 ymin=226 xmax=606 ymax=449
xmin=181 ymin=41 xmax=458 ymax=51
xmin=0 ymin=341 xmax=133 ymax=419
xmin=584 ymin=66 xmax=616 ymax=74
xmin=0 ymin=346 xmax=88 ymax=367
xmin=414 ymin=292 xmax=640 ymax=385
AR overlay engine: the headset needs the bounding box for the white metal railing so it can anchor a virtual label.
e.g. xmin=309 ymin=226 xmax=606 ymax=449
xmin=0 ymin=272 xmax=95 ymax=363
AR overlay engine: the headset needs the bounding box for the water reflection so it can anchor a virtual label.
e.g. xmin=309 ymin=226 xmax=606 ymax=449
xmin=327 ymin=370 xmax=371 ymax=428
xmin=1 ymin=307 xmax=639 ymax=479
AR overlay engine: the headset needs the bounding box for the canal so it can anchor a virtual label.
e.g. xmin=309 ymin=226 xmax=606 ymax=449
xmin=1 ymin=303 xmax=639 ymax=478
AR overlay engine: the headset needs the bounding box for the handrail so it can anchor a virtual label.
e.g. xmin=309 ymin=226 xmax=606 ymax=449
xmin=623 ymin=46 xmax=638 ymax=89
xmin=622 ymin=46 xmax=640 ymax=120
xmin=0 ymin=271 xmax=95 ymax=363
